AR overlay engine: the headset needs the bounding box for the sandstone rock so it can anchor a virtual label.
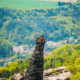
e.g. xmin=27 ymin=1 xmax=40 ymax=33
xmin=11 ymin=37 xmax=45 ymax=80
xmin=24 ymin=39 xmax=45 ymax=80
xmin=43 ymin=67 xmax=71 ymax=80
xmin=11 ymin=73 xmax=23 ymax=80
xmin=44 ymin=68 xmax=53 ymax=76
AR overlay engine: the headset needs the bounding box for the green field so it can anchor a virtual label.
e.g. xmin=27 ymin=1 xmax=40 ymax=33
xmin=0 ymin=0 xmax=58 ymax=9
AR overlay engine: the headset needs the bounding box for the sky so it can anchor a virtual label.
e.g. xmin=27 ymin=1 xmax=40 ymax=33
xmin=0 ymin=0 xmax=77 ymax=9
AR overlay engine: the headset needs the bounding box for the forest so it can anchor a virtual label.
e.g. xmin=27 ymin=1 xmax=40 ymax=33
xmin=0 ymin=2 xmax=80 ymax=46
xmin=0 ymin=39 xmax=13 ymax=58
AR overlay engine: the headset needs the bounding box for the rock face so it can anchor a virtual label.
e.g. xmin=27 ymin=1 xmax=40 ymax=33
xmin=25 ymin=38 xmax=45 ymax=80
xmin=11 ymin=36 xmax=45 ymax=80
xmin=11 ymin=73 xmax=23 ymax=80
xmin=44 ymin=66 xmax=71 ymax=80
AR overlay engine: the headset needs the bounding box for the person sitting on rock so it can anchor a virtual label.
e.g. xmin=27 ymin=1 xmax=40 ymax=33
xmin=40 ymin=35 xmax=45 ymax=41
xmin=36 ymin=35 xmax=45 ymax=43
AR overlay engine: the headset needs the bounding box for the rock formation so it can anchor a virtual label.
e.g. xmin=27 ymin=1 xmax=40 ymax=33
xmin=25 ymin=37 xmax=45 ymax=80
xmin=43 ymin=66 xmax=71 ymax=80
xmin=11 ymin=36 xmax=45 ymax=80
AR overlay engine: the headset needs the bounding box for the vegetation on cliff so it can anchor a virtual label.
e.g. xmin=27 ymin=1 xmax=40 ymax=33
xmin=0 ymin=44 xmax=80 ymax=80
xmin=44 ymin=44 xmax=80 ymax=80
xmin=0 ymin=58 xmax=30 ymax=79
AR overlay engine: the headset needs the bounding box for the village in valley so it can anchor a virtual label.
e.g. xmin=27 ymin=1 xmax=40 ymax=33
xmin=0 ymin=36 xmax=79 ymax=67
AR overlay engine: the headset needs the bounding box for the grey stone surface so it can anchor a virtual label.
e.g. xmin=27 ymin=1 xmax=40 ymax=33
xmin=11 ymin=38 xmax=45 ymax=80
xmin=25 ymin=39 xmax=45 ymax=80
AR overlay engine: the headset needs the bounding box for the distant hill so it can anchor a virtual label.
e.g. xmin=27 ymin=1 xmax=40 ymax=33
xmin=0 ymin=2 xmax=80 ymax=46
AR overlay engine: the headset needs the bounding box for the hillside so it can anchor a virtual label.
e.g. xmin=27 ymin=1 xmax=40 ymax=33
xmin=44 ymin=44 xmax=80 ymax=80
xmin=0 ymin=39 xmax=13 ymax=58
xmin=0 ymin=2 xmax=80 ymax=46
xmin=0 ymin=58 xmax=30 ymax=79
xmin=0 ymin=44 xmax=80 ymax=80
